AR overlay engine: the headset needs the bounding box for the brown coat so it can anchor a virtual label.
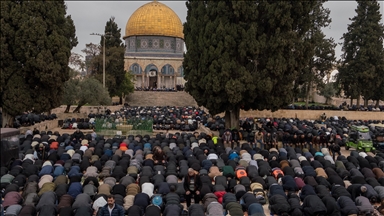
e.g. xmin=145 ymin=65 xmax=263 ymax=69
xmin=280 ymin=160 xmax=290 ymax=170
xmin=57 ymin=194 xmax=73 ymax=210
xmin=84 ymin=149 xmax=94 ymax=158
xmin=315 ymin=168 xmax=328 ymax=179
xmin=54 ymin=175 xmax=68 ymax=185
xmin=126 ymin=183 xmax=140 ymax=196
xmin=373 ymin=168 xmax=384 ymax=179
xmin=98 ymin=184 xmax=111 ymax=196
xmin=208 ymin=166 xmax=222 ymax=179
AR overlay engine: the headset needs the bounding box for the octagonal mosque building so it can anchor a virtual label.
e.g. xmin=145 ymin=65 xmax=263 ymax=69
xmin=124 ymin=0 xmax=185 ymax=89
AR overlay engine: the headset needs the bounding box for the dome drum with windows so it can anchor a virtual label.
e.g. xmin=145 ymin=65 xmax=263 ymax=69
xmin=124 ymin=0 xmax=185 ymax=89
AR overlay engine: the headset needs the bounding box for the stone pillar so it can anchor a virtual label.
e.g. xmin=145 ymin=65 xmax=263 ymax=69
xmin=147 ymin=74 xmax=149 ymax=87
xmin=174 ymin=74 xmax=176 ymax=89
xmin=170 ymin=76 xmax=173 ymax=89
xmin=158 ymin=75 xmax=161 ymax=88
xmin=162 ymin=76 xmax=165 ymax=88
xmin=141 ymin=73 xmax=144 ymax=87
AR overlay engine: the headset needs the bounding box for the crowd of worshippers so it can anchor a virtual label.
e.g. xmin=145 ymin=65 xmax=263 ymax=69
xmin=3 ymin=129 xmax=384 ymax=216
xmin=134 ymin=87 xmax=178 ymax=92
xmin=60 ymin=106 xmax=210 ymax=132
xmin=283 ymin=102 xmax=384 ymax=112
xmin=218 ymin=117 xmax=384 ymax=153
xmin=0 ymin=111 xmax=58 ymax=128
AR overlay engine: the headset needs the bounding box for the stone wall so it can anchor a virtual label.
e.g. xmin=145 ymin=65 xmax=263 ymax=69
xmin=19 ymin=120 xmax=60 ymax=134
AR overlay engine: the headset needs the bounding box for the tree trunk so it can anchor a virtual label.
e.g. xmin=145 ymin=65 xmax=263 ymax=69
xmin=119 ymin=96 xmax=123 ymax=105
xmin=2 ymin=110 xmax=14 ymax=128
xmin=376 ymin=100 xmax=380 ymax=109
xmin=305 ymin=83 xmax=310 ymax=109
xmin=350 ymin=98 xmax=353 ymax=106
xmin=64 ymin=105 xmax=71 ymax=113
xmin=356 ymin=96 xmax=360 ymax=107
xmin=325 ymin=97 xmax=329 ymax=105
xmin=364 ymin=99 xmax=368 ymax=107
xmin=224 ymin=106 xmax=240 ymax=130
xmin=73 ymin=105 xmax=82 ymax=113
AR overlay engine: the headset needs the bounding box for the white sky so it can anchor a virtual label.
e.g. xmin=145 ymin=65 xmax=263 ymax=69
xmin=66 ymin=1 xmax=384 ymax=65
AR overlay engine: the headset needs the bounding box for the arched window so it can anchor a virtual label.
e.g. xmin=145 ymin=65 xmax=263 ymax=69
xmin=161 ymin=64 xmax=174 ymax=75
xmin=178 ymin=66 xmax=184 ymax=77
xmin=130 ymin=63 xmax=142 ymax=74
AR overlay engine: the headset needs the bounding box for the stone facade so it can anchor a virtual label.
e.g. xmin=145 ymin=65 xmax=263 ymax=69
xmin=124 ymin=35 xmax=185 ymax=88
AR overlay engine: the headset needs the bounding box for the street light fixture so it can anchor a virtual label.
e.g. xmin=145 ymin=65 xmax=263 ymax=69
xmin=90 ymin=32 xmax=112 ymax=88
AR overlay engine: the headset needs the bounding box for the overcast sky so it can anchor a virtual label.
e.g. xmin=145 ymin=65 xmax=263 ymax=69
xmin=66 ymin=1 xmax=384 ymax=61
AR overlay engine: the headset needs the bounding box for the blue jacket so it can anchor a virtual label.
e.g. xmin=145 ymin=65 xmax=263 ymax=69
xmin=68 ymin=182 xmax=82 ymax=198
xmin=39 ymin=165 xmax=53 ymax=177
xmin=68 ymin=166 xmax=82 ymax=178
xmin=97 ymin=204 xmax=125 ymax=216
xmin=53 ymin=166 xmax=65 ymax=178
xmin=104 ymin=149 xmax=113 ymax=157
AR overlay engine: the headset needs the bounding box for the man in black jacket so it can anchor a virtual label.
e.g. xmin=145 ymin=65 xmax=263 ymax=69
xmin=71 ymin=129 xmax=84 ymax=142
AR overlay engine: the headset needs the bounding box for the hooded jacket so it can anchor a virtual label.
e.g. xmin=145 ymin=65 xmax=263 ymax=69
xmin=355 ymin=196 xmax=374 ymax=214
xmin=225 ymin=202 xmax=244 ymax=216
xmin=163 ymin=204 xmax=182 ymax=216
xmin=207 ymin=201 xmax=224 ymax=216
xmin=302 ymin=195 xmax=327 ymax=216
xmin=299 ymin=185 xmax=317 ymax=201
xmin=269 ymin=194 xmax=291 ymax=215
xmin=68 ymin=166 xmax=82 ymax=178
xmin=337 ymin=196 xmax=359 ymax=215
xmin=68 ymin=182 xmax=83 ymax=198
xmin=322 ymin=196 xmax=341 ymax=216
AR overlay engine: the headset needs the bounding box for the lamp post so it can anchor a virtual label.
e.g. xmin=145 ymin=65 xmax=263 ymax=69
xmin=90 ymin=32 xmax=111 ymax=88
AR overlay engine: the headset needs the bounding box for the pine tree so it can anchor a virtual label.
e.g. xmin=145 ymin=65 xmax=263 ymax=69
xmin=337 ymin=0 xmax=384 ymax=107
xmin=1 ymin=0 xmax=77 ymax=127
xmin=184 ymin=1 xmax=318 ymax=128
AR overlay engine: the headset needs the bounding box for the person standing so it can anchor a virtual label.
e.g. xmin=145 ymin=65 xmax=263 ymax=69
xmin=254 ymin=129 xmax=264 ymax=149
xmin=242 ymin=119 xmax=252 ymax=142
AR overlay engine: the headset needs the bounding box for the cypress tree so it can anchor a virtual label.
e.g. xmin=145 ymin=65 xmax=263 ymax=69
xmin=294 ymin=1 xmax=336 ymax=108
xmin=184 ymin=1 xmax=318 ymax=128
xmin=1 ymin=0 xmax=77 ymax=126
xmin=337 ymin=1 xmax=384 ymax=107
xmin=93 ymin=17 xmax=129 ymax=103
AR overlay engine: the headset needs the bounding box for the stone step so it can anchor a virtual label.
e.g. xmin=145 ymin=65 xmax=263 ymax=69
xmin=125 ymin=91 xmax=198 ymax=107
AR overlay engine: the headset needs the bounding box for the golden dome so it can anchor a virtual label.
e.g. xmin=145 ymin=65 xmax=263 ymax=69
xmin=124 ymin=1 xmax=184 ymax=39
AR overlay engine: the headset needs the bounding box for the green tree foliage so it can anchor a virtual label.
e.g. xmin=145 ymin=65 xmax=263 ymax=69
xmin=319 ymin=82 xmax=337 ymax=105
xmin=62 ymin=69 xmax=81 ymax=113
xmin=337 ymin=1 xmax=384 ymax=107
xmin=184 ymin=1 xmax=319 ymax=128
xmin=72 ymin=78 xmax=112 ymax=113
xmin=89 ymin=17 xmax=128 ymax=103
xmin=294 ymin=1 xmax=336 ymax=108
xmin=1 ymin=0 xmax=77 ymax=127
xmin=117 ymin=71 xmax=135 ymax=102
